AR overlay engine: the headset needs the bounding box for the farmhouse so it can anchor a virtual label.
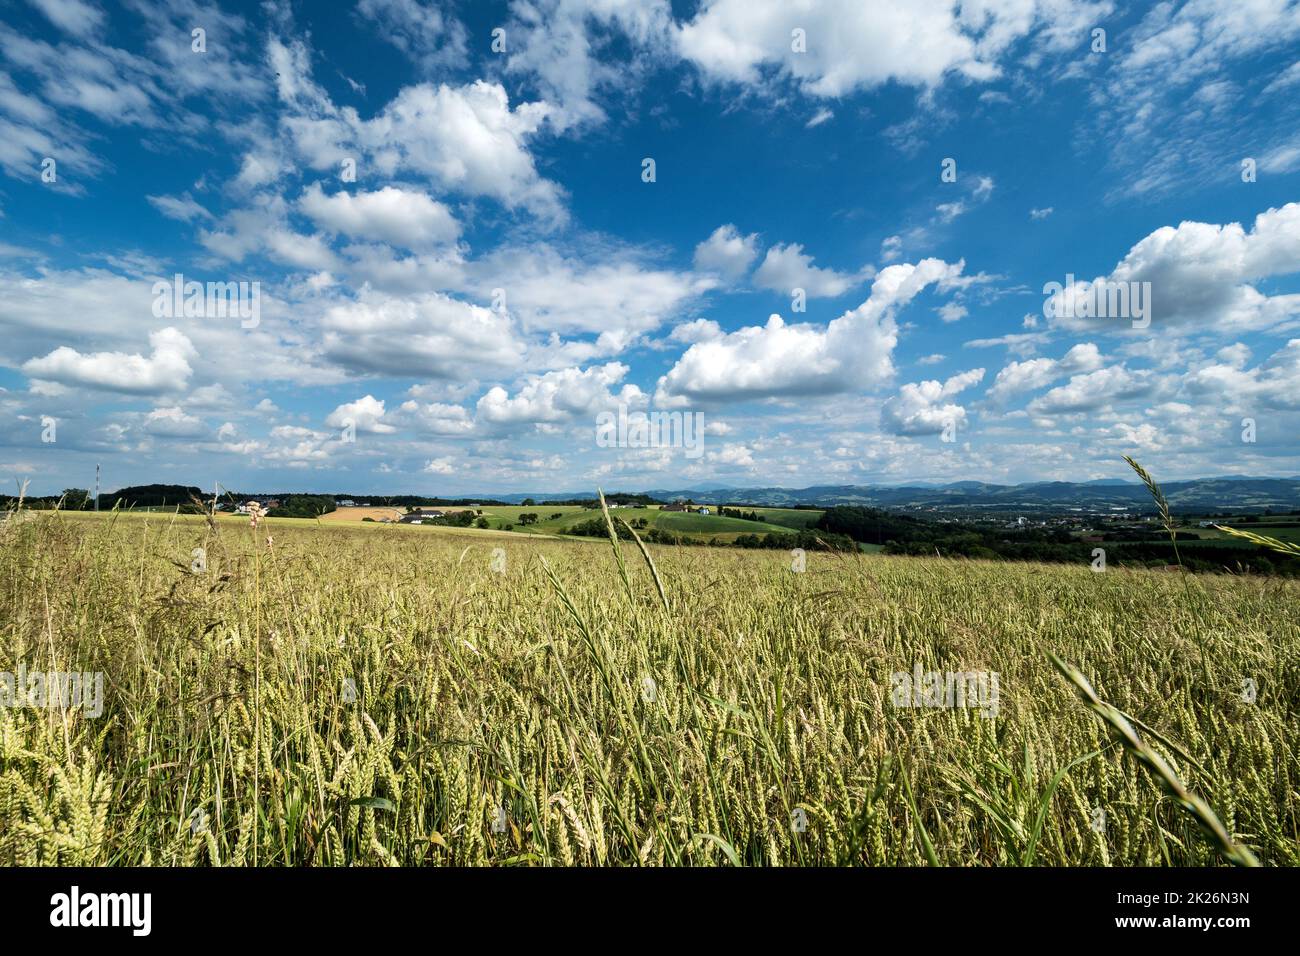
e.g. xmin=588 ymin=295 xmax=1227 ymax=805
xmin=399 ymin=509 xmax=445 ymax=524
xmin=661 ymin=503 xmax=688 ymax=512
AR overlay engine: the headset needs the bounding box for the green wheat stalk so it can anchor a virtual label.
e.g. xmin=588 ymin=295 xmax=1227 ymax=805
xmin=615 ymin=516 xmax=671 ymax=614
xmin=1123 ymin=455 xmax=1185 ymax=571
xmin=1048 ymin=652 xmax=1259 ymax=867
xmin=1212 ymin=524 xmax=1300 ymax=559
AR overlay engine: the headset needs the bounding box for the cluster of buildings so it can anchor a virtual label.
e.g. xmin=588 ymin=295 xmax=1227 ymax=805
xmin=993 ymin=512 xmax=1156 ymax=530
xmin=398 ymin=509 xmax=447 ymax=525
xmin=228 ymin=499 xmax=279 ymax=514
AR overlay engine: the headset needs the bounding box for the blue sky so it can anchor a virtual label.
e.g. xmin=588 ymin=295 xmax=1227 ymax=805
xmin=3 ymin=0 xmax=1300 ymax=496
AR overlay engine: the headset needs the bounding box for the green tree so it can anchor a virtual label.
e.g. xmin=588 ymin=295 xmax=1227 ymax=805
xmin=60 ymin=488 xmax=91 ymax=510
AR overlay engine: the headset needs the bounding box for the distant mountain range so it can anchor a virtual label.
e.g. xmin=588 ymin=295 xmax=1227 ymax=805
xmin=482 ymin=475 xmax=1300 ymax=513
xmin=87 ymin=475 xmax=1296 ymax=516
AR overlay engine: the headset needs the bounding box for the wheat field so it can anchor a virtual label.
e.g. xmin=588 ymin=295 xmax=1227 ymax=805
xmin=1 ymin=507 xmax=1296 ymax=866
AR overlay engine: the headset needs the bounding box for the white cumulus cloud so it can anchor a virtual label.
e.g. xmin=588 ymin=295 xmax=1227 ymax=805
xmin=22 ymin=327 xmax=196 ymax=394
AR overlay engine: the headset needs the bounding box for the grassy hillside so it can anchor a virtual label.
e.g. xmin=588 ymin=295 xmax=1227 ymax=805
xmin=475 ymin=504 xmax=802 ymax=540
xmin=471 ymin=505 xmax=587 ymax=523
xmin=746 ymin=507 xmax=823 ymax=530
xmin=0 ymin=509 xmax=1294 ymax=866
